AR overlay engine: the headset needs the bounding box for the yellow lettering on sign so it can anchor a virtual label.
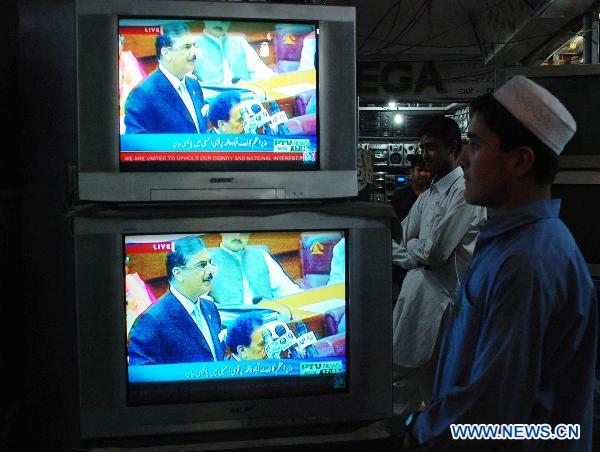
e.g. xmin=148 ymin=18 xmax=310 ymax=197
xmin=310 ymin=242 xmax=324 ymax=255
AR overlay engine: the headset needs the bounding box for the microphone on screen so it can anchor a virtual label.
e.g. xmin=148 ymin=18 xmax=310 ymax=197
xmin=262 ymin=327 xmax=281 ymax=359
xmin=295 ymin=320 xmax=319 ymax=358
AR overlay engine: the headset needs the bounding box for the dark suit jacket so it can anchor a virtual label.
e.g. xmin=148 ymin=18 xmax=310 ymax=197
xmin=124 ymin=69 xmax=208 ymax=134
xmin=128 ymin=291 xmax=225 ymax=365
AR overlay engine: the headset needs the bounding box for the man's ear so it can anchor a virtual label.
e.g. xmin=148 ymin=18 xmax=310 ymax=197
xmin=171 ymin=267 xmax=184 ymax=282
xmin=510 ymin=145 xmax=535 ymax=179
xmin=237 ymin=345 xmax=246 ymax=358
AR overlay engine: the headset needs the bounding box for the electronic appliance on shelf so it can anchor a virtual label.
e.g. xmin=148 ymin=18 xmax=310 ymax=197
xmin=74 ymin=207 xmax=392 ymax=439
xmin=497 ymin=64 xmax=600 ymax=169
xmin=369 ymin=144 xmax=389 ymax=167
xmin=76 ymin=0 xmax=357 ymax=202
xmin=388 ymin=144 xmax=404 ymax=167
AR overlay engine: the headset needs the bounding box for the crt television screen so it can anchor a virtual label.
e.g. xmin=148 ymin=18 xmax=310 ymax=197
xmin=119 ymin=18 xmax=319 ymax=171
xmin=124 ymin=230 xmax=347 ymax=405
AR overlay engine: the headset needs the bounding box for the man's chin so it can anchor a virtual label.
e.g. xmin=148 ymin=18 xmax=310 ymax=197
xmin=201 ymin=282 xmax=212 ymax=293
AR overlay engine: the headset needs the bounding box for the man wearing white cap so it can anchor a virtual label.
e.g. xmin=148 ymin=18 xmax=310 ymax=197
xmin=403 ymin=76 xmax=597 ymax=451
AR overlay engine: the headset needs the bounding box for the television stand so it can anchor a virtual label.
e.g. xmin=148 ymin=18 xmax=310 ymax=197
xmin=88 ymin=420 xmax=399 ymax=451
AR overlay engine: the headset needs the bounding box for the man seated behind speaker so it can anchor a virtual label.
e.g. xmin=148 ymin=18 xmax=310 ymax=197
xmin=209 ymin=232 xmax=302 ymax=306
xmin=193 ymin=20 xmax=274 ymax=84
xmin=226 ymin=311 xmax=267 ymax=361
xmin=128 ymin=236 xmax=225 ymax=364
xmin=208 ymin=91 xmax=244 ymax=134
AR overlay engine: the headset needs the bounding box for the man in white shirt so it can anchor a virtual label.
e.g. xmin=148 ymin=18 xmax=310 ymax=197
xmin=193 ymin=20 xmax=275 ymax=84
xmin=392 ymin=116 xmax=486 ymax=411
xmin=209 ymin=232 xmax=302 ymax=306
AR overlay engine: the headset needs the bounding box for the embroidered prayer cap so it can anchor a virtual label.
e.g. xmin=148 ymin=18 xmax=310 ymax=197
xmin=492 ymin=75 xmax=576 ymax=155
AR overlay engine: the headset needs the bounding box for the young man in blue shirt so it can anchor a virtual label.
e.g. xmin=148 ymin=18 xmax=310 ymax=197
xmin=403 ymin=76 xmax=597 ymax=451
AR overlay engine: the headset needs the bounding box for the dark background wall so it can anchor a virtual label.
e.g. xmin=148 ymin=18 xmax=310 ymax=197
xmin=2 ymin=0 xmax=599 ymax=449
xmin=1 ymin=0 xmax=22 ymax=447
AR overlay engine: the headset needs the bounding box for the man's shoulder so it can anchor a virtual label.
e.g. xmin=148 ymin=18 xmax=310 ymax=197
xmin=482 ymin=220 xmax=580 ymax=276
xmin=196 ymin=34 xmax=215 ymax=45
xmin=129 ymin=70 xmax=164 ymax=97
xmin=209 ymin=247 xmax=228 ymax=259
xmin=146 ymin=291 xmax=179 ymax=315
xmin=184 ymin=74 xmax=202 ymax=89
xmin=243 ymin=245 xmax=270 ymax=259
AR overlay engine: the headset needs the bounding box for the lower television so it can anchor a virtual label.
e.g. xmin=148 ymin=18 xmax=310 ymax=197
xmin=74 ymin=209 xmax=392 ymax=439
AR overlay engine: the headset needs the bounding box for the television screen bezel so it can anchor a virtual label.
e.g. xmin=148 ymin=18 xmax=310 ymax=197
xmin=76 ymin=0 xmax=357 ymax=202
xmin=74 ymin=210 xmax=392 ymax=439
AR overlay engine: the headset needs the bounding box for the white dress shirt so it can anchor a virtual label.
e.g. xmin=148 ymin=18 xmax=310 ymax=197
xmin=170 ymin=285 xmax=217 ymax=361
xmin=158 ymin=64 xmax=200 ymax=132
xmin=392 ymin=166 xmax=486 ymax=367
xmin=326 ymin=238 xmax=345 ymax=286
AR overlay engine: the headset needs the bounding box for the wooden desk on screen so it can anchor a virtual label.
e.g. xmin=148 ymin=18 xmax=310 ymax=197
xmin=237 ymin=69 xmax=316 ymax=101
xmin=258 ymin=283 xmax=345 ymax=339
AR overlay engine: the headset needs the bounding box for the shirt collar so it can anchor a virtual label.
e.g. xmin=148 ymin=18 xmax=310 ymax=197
xmin=204 ymin=32 xmax=224 ymax=47
xmin=220 ymin=243 xmax=244 ymax=258
xmin=159 ymin=63 xmax=185 ymax=91
xmin=478 ymin=198 xmax=561 ymax=241
xmin=431 ymin=166 xmax=463 ymax=195
xmin=170 ymin=285 xmax=212 ymax=314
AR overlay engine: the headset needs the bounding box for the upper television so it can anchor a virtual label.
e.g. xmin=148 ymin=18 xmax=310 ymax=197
xmin=77 ymin=0 xmax=357 ymax=202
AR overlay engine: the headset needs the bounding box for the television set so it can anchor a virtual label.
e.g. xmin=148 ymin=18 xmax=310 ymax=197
xmin=74 ymin=206 xmax=392 ymax=440
xmin=76 ymin=0 xmax=358 ymax=202
xmin=497 ymin=64 xmax=600 ymax=170
xmin=496 ymin=66 xmax=600 ymax=279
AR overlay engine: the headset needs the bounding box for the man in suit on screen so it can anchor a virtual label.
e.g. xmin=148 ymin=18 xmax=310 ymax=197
xmin=123 ymin=22 xmax=208 ymax=134
xmin=128 ymin=236 xmax=225 ymax=364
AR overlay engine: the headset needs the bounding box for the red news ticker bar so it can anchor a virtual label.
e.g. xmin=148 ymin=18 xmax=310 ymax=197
xmin=121 ymin=152 xmax=305 ymax=162
xmin=120 ymin=26 xmax=163 ymax=36
xmin=126 ymin=242 xmax=174 ymax=254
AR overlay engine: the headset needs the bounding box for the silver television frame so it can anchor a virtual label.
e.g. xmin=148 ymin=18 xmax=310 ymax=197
xmin=76 ymin=0 xmax=358 ymax=201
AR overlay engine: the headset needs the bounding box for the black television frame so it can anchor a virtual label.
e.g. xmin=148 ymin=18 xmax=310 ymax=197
xmin=496 ymin=64 xmax=600 ymax=173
